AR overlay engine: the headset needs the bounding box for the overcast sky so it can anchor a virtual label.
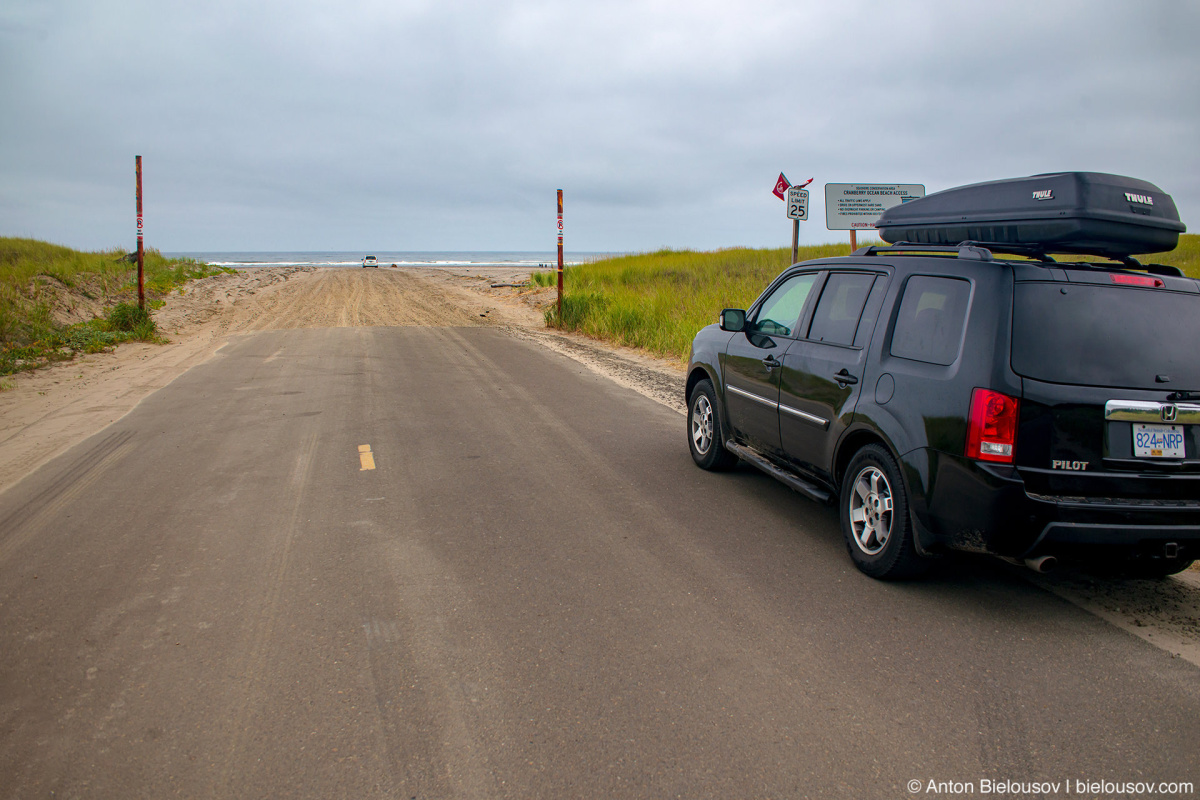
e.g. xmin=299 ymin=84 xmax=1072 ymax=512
xmin=2 ymin=0 xmax=1198 ymax=253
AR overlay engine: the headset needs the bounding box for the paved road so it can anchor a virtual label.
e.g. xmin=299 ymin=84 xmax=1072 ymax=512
xmin=1 ymin=326 xmax=1197 ymax=799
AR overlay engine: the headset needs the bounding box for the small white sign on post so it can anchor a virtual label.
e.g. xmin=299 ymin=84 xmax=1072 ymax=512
xmin=825 ymin=183 xmax=925 ymax=230
xmin=786 ymin=187 xmax=809 ymax=221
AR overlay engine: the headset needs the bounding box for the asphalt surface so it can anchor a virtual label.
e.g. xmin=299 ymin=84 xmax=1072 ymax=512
xmin=1 ymin=326 xmax=1197 ymax=799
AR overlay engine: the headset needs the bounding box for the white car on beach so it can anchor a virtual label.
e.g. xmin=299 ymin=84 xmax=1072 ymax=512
xmin=362 ymin=255 xmax=379 ymax=268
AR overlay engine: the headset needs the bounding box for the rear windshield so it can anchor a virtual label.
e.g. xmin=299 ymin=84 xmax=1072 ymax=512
xmin=1011 ymin=282 xmax=1200 ymax=389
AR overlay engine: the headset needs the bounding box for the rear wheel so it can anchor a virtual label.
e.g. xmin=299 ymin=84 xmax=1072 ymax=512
xmin=840 ymin=444 xmax=929 ymax=579
xmin=687 ymin=379 xmax=738 ymax=471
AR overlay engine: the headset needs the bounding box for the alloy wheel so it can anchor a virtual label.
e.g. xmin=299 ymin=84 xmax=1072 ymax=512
xmin=849 ymin=466 xmax=893 ymax=555
xmin=691 ymin=394 xmax=714 ymax=455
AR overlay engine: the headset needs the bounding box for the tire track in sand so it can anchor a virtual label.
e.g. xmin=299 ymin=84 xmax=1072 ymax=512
xmin=224 ymin=269 xmax=483 ymax=332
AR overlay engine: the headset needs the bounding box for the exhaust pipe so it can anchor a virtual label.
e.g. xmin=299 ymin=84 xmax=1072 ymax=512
xmin=1024 ymin=555 xmax=1058 ymax=574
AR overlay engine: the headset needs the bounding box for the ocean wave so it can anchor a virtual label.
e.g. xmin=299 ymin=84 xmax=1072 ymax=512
xmin=169 ymin=251 xmax=604 ymax=269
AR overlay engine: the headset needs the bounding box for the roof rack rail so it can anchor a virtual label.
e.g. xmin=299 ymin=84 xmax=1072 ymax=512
xmin=957 ymin=241 xmax=1055 ymax=262
xmin=854 ymin=241 xmax=1187 ymax=277
xmin=962 ymin=245 xmax=1185 ymax=275
xmin=1140 ymin=262 xmax=1184 ymax=277
xmin=1035 ymin=252 xmax=1185 ymax=277
xmin=855 ymin=243 xmax=994 ymax=261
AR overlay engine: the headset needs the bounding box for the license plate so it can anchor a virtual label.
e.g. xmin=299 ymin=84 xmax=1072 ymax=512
xmin=1133 ymin=423 xmax=1185 ymax=458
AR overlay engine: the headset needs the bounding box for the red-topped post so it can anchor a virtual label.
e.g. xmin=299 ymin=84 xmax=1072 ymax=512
xmin=136 ymin=155 xmax=145 ymax=310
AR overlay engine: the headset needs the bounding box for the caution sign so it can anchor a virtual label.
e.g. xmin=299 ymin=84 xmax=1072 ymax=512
xmin=825 ymin=183 xmax=925 ymax=230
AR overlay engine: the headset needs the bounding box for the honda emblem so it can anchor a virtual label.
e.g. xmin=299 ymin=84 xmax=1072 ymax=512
xmin=1162 ymin=404 xmax=1178 ymax=422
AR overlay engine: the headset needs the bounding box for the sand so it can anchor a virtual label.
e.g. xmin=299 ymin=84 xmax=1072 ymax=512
xmin=0 ymin=265 xmax=685 ymax=496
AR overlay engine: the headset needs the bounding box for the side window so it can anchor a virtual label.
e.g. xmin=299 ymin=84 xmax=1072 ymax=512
xmin=890 ymin=276 xmax=972 ymax=366
xmin=806 ymin=273 xmax=876 ymax=346
xmin=752 ymin=273 xmax=819 ymax=337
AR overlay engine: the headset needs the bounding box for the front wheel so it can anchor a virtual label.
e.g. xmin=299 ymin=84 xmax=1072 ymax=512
xmin=687 ymin=379 xmax=738 ymax=471
xmin=840 ymin=444 xmax=929 ymax=580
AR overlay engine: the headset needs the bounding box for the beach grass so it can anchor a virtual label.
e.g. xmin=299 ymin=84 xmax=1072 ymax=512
xmin=538 ymin=234 xmax=1200 ymax=365
xmin=0 ymin=237 xmax=227 ymax=375
xmin=538 ymin=244 xmax=850 ymax=364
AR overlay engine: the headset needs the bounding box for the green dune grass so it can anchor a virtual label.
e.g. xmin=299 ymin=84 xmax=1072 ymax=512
xmin=539 ymin=234 xmax=1200 ymax=365
xmin=0 ymin=237 xmax=227 ymax=376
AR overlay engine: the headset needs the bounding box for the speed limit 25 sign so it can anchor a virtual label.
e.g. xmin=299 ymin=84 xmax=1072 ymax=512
xmin=786 ymin=187 xmax=809 ymax=221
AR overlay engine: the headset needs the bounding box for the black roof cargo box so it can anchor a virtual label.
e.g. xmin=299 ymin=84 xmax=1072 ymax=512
xmin=875 ymin=172 xmax=1186 ymax=257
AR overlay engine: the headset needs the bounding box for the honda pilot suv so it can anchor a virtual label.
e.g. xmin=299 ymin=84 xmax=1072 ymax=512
xmin=686 ymin=172 xmax=1196 ymax=579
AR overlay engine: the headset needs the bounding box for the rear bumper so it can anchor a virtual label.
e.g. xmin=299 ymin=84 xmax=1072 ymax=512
xmin=1027 ymin=521 xmax=1200 ymax=559
xmin=905 ymin=449 xmax=1200 ymax=560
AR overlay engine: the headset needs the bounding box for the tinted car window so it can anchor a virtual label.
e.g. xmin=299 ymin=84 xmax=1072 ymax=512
xmin=752 ymin=272 xmax=818 ymax=336
xmin=1012 ymin=282 xmax=1200 ymax=388
xmin=890 ymin=276 xmax=972 ymax=366
xmin=806 ymin=273 xmax=875 ymax=345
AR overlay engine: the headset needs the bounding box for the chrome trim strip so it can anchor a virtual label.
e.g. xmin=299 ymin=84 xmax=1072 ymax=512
xmin=1105 ymin=400 xmax=1200 ymax=424
xmin=727 ymin=384 xmax=778 ymax=410
xmin=780 ymin=403 xmax=828 ymax=427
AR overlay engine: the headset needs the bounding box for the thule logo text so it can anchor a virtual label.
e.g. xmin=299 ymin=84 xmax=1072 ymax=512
xmin=1032 ymin=190 xmax=1053 ymax=201
xmin=1125 ymin=192 xmax=1154 ymax=205
xmin=1051 ymin=460 xmax=1089 ymax=471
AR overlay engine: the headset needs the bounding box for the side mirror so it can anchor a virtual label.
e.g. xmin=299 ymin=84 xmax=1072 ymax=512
xmin=720 ymin=308 xmax=746 ymax=332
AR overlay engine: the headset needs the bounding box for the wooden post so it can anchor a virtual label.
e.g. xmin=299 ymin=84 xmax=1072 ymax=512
xmin=557 ymin=189 xmax=564 ymax=325
xmin=136 ymin=155 xmax=144 ymax=310
xmin=791 ymin=218 xmax=799 ymax=265
xmin=849 ymin=229 xmax=857 ymax=253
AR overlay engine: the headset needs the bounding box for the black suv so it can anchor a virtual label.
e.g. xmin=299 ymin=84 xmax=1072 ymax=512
xmin=686 ymin=172 xmax=1197 ymax=579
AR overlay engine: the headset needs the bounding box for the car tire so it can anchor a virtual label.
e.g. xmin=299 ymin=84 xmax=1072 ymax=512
xmin=688 ymin=379 xmax=738 ymax=471
xmin=840 ymin=444 xmax=929 ymax=579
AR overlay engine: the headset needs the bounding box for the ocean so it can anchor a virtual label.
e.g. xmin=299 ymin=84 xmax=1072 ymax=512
xmin=164 ymin=251 xmax=605 ymax=269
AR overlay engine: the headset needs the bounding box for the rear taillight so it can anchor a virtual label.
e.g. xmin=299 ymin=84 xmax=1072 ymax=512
xmin=966 ymin=388 xmax=1019 ymax=463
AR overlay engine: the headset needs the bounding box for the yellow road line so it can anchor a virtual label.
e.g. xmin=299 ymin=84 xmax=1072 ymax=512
xmin=358 ymin=444 xmax=375 ymax=471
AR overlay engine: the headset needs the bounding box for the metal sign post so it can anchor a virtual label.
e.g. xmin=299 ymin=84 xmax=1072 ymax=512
xmin=786 ymin=187 xmax=809 ymax=264
xmin=135 ymin=155 xmax=145 ymax=310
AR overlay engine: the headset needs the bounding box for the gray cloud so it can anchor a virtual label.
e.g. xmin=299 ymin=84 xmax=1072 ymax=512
xmin=2 ymin=0 xmax=1197 ymax=251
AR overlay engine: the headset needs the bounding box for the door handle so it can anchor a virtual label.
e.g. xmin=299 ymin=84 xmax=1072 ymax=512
xmin=834 ymin=369 xmax=858 ymax=386
xmin=762 ymin=355 xmax=781 ymax=370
